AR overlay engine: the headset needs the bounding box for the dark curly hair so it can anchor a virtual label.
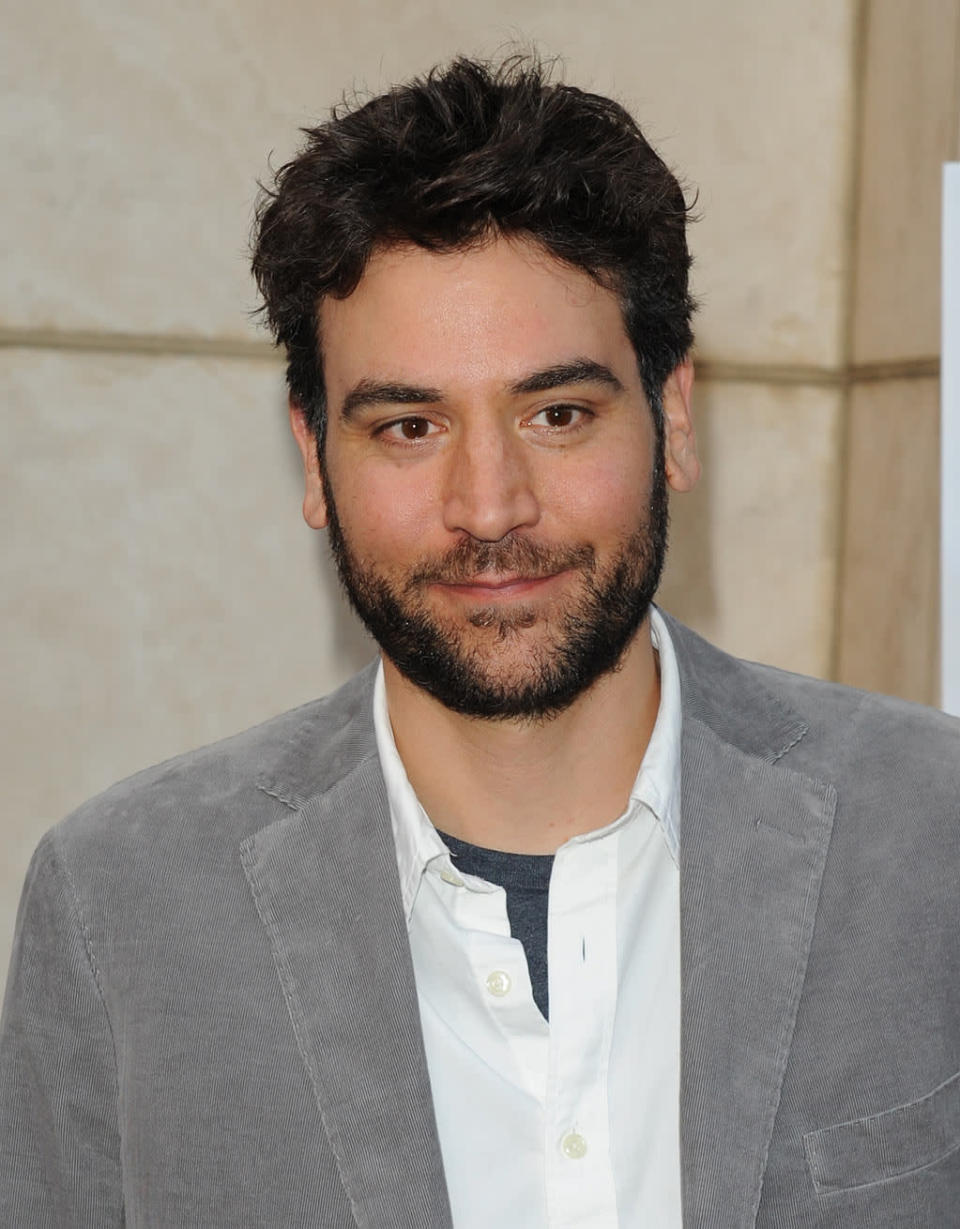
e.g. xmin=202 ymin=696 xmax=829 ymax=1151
xmin=251 ymin=54 xmax=696 ymax=441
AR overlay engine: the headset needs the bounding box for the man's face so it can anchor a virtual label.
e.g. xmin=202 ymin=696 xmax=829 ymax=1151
xmin=291 ymin=236 xmax=698 ymax=719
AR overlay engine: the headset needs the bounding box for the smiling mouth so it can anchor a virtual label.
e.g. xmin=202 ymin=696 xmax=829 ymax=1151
xmin=436 ymin=572 xmax=566 ymax=600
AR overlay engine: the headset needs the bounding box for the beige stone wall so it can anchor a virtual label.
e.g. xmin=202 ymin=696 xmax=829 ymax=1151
xmin=1 ymin=1 xmax=954 ymax=985
xmin=837 ymin=0 xmax=960 ymax=702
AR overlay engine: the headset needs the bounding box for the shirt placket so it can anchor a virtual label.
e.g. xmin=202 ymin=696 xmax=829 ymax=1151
xmin=543 ymin=835 xmax=620 ymax=1227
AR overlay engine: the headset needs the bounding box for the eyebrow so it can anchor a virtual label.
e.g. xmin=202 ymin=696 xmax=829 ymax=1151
xmin=337 ymin=357 xmax=624 ymax=422
xmin=339 ymin=379 xmax=444 ymax=422
xmin=508 ymin=358 xmax=624 ymax=397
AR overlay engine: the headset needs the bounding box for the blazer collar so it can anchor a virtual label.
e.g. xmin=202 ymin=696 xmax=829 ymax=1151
xmin=254 ymin=663 xmax=381 ymax=810
xmin=663 ymin=611 xmax=809 ymax=763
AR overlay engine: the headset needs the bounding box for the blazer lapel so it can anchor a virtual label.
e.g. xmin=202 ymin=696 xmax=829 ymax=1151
xmin=670 ymin=620 xmax=837 ymax=1228
xmin=240 ymin=740 xmax=452 ymax=1229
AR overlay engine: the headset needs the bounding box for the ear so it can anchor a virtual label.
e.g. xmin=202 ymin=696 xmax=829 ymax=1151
xmin=661 ymin=357 xmax=700 ymax=493
xmin=288 ymin=399 xmax=329 ymax=529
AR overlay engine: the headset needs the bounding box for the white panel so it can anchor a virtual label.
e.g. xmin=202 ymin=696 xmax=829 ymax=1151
xmin=942 ymin=164 xmax=960 ymax=715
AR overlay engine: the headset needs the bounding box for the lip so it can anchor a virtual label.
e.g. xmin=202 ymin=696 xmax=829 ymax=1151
xmin=435 ymin=572 xmax=565 ymax=600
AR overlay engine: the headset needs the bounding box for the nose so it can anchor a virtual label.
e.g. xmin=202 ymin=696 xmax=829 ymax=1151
xmin=441 ymin=423 xmax=541 ymax=542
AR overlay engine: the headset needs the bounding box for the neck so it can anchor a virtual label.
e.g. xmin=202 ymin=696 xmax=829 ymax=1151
xmin=382 ymin=620 xmax=661 ymax=854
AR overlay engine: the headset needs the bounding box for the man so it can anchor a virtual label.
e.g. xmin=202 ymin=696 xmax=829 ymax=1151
xmin=1 ymin=55 xmax=958 ymax=1229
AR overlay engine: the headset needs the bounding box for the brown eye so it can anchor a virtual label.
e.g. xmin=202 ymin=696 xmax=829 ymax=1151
xmin=393 ymin=417 xmax=433 ymax=439
xmin=531 ymin=404 xmax=586 ymax=429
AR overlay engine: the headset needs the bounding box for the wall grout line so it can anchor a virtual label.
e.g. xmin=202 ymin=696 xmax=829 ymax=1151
xmin=0 ymin=327 xmax=939 ymax=385
xmin=828 ymin=0 xmax=871 ymax=685
xmin=697 ymin=357 xmax=939 ymax=385
xmin=0 ymin=328 xmax=279 ymax=361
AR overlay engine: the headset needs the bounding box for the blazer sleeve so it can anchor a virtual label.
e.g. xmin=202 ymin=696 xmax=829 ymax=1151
xmin=0 ymin=831 xmax=123 ymax=1226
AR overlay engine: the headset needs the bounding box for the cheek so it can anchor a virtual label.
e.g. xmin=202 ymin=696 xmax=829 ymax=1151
xmin=329 ymin=459 xmax=438 ymax=559
xmin=547 ymin=452 xmax=654 ymax=539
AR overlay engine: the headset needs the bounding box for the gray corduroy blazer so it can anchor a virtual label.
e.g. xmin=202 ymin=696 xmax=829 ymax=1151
xmin=2 ymin=614 xmax=959 ymax=1227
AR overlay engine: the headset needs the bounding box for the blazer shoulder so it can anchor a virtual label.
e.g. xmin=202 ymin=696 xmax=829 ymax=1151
xmin=665 ymin=611 xmax=959 ymax=789
xmin=50 ymin=662 xmax=380 ymax=863
xmin=747 ymin=659 xmax=959 ymax=781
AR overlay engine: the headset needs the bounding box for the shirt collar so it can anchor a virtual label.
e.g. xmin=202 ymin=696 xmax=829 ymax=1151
xmin=373 ymin=605 xmax=683 ymax=922
xmin=635 ymin=605 xmax=682 ymax=862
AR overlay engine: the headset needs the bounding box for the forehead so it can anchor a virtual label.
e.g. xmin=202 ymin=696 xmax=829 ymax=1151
xmin=318 ymin=236 xmax=636 ymax=395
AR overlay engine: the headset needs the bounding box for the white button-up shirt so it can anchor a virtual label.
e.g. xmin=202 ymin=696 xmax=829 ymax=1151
xmin=374 ymin=608 xmax=682 ymax=1228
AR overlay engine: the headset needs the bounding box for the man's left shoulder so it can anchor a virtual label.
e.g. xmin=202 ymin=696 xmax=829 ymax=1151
xmin=748 ymin=657 xmax=959 ymax=789
xmin=664 ymin=611 xmax=960 ymax=795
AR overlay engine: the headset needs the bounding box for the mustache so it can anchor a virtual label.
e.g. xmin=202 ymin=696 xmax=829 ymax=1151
xmin=406 ymin=536 xmax=596 ymax=588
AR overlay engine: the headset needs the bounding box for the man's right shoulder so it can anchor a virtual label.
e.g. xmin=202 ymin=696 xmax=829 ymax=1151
xmin=49 ymin=661 xmax=380 ymax=863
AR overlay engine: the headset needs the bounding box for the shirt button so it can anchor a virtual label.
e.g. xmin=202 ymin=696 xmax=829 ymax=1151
xmin=485 ymin=970 xmax=512 ymax=997
xmin=439 ymin=868 xmax=464 ymax=887
xmin=560 ymin=1132 xmax=588 ymax=1160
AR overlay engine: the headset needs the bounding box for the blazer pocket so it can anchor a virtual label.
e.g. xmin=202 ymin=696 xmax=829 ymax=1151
xmin=804 ymin=1069 xmax=960 ymax=1194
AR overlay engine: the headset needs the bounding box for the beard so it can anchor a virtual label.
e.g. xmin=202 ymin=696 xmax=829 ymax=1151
xmin=323 ymin=455 xmax=669 ymax=721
